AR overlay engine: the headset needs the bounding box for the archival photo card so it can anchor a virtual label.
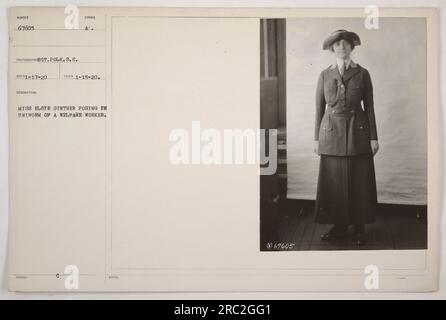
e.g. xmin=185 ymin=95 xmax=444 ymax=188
xmin=7 ymin=6 xmax=439 ymax=292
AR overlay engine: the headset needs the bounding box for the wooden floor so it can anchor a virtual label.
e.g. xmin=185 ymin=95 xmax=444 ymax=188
xmin=264 ymin=200 xmax=427 ymax=251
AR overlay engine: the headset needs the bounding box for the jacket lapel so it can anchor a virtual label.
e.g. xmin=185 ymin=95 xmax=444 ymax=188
xmin=342 ymin=61 xmax=360 ymax=82
xmin=329 ymin=64 xmax=343 ymax=83
xmin=329 ymin=60 xmax=360 ymax=83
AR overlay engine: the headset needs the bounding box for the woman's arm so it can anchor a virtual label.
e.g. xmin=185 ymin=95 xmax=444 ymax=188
xmin=363 ymin=69 xmax=378 ymax=141
xmin=314 ymin=71 xmax=326 ymax=141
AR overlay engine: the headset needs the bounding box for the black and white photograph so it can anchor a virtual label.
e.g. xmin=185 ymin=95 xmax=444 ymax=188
xmin=260 ymin=18 xmax=428 ymax=251
xmin=2 ymin=4 xmax=441 ymax=296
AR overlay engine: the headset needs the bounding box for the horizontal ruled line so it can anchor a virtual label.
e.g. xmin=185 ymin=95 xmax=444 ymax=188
xmin=14 ymin=78 xmax=106 ymax=81
xmin=13 ymin=29 xmax=106 ymax=31
xmin=13 ymin=61 xmax=105 ymax=64
xmin=13 ymin=45 xmax=105 ymax=47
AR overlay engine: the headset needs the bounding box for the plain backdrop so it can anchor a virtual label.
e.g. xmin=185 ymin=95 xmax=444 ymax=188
xmin=0 ymin=0 xmax=445 ymax=299
xmin=287 ymin=17 xmax=427 ymax=205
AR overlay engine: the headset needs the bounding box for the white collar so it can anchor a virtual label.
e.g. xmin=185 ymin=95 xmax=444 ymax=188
xmin=330 ymin=59 xmax=358 ymax=70
xmin=337 ymin=58 xmax=351 ymax=69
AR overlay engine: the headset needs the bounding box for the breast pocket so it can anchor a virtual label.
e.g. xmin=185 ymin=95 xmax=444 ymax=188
xmin=324 ymin=80 xmax=338 ymax=102
xmin=349 ymin=78 xmax=364 ymax=99
xmin=355 ymin=120 xmax=369 ymax=140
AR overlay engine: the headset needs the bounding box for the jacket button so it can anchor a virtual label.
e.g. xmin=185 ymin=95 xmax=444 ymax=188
xmin=332 ymin=110 xmax=335 ymax=113
xmin=350 ymin=110 xmax=354 ymax=113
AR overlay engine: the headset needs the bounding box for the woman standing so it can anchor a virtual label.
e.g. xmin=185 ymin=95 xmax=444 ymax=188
xmin=313 ymin=30 xmax=379 ymax=246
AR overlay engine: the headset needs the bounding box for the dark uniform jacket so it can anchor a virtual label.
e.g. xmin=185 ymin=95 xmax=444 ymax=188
xmin=315 ymin=61 xmax=378 ymax=156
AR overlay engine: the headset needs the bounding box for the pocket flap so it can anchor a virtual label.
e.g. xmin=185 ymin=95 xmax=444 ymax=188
xmin=350 ymin=80 xmax=364 ymax=90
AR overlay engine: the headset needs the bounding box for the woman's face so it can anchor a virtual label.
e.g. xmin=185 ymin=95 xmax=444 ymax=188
xmin=332 ymin=39 xmax=352 ymax=59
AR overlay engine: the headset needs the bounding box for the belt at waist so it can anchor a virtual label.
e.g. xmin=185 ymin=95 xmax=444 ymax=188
xmin=329 ymin=109 xmax=356 ymax=116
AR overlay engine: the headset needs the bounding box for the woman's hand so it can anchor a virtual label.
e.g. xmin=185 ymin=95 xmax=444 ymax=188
xmin=371 ymin=140 xmax=379 ymax=156
xmin=314 ymin=140 xmax=319 ymax=155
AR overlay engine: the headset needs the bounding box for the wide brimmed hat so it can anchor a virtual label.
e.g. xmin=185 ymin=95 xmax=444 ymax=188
xmin=322 ymin=29 xmax=361 ymax=50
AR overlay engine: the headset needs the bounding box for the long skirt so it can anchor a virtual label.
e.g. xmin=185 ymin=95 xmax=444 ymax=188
xmin=314 ymin=153 xmax=378 ymax=225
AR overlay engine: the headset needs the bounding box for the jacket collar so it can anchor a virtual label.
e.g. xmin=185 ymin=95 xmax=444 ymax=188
xmin=329 ymin=60 xmax=359 ymax=82
xmin=330 ymin=60 xmax=358 ymax=70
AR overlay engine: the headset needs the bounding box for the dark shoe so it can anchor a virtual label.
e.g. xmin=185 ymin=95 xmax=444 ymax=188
xmin=321 ymin=225 xmax=348 ymax=241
